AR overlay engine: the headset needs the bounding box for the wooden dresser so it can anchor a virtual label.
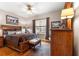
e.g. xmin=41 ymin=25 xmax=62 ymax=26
xmin=51 ymin=29 xmax=73 ymax=56
xmin=0 ymin=36 xmax=4 ymax=47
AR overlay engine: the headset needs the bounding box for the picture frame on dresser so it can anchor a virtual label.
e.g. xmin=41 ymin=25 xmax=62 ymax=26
xmin=6 ymin=15 xmax=19 ymax=25
xmin=51 ymin=21 xmax=61 ymax=29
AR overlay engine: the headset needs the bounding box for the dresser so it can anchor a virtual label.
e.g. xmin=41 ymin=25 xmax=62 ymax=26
xmin=51 ymin=29 xmax=73 ymax=56
xmin=0 ymin=36 xmax=4 ymax=47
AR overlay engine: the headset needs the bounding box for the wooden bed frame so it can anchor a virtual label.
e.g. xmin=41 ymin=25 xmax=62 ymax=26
xmin=1 ymin=25 xmax=41 ymax=52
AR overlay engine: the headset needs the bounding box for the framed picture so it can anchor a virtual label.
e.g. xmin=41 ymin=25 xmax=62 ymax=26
xmin=6 ymin=15 xmax=19 ymax=25
xmin=51 ymin=21 xmax=61 ymax=28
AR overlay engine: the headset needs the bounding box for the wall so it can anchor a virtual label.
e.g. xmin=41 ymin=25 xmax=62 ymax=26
xmin=0 ymin=8 xmax=61 ymax=27
xmin=73 ymin=2 xmax=79 ymax=56
xmin=74 ymin=6 xmax=79 ymax=55
xmin=0 ymin=8 xmax=61 ymax=33
xmin=26 ymin=10 xmax=61 ymax=29
xmin=26 ymin=10 xmax=61 ymax=21
xmin=0 ymin=9 xmax=31 ymax=26
xmin=74 ymin=15 xmax=79 ymax=55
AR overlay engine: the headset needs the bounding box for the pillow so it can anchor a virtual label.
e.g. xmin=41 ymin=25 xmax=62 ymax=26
xmin=8 ymin=31 xmax=16 ymax=35
xmin=29 ymin=39 xmax=39 ymax=44
xmin=16 ymin=31 xmax=21 ymax=34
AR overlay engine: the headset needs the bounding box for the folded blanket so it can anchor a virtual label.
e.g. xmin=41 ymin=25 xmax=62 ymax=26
xmin=29 ymin=38 xmax=40 ymax=44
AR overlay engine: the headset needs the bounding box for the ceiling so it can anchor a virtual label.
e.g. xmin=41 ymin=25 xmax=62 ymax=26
xmin=0 ymin=2 xmax=65 ymax=18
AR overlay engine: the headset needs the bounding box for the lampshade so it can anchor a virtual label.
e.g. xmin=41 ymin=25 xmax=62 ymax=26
xmin=61 ymin=8 xmax=74 ymax=19
xmin=61 ymin=16 xmax=66 ymax=19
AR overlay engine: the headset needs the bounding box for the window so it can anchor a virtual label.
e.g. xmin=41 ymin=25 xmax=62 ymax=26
xmin=35 ymin=19 xmax=46 ymax=34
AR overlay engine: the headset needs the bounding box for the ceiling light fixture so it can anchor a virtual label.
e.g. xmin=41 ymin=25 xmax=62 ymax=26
xmin=27 ymin=4 xmax=33 ymax=14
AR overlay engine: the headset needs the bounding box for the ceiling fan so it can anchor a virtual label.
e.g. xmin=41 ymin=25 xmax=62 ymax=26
xmin=24 ymin=3 xmax=38 ymax=14
xmin=26 ymin=4 xmax=32 ymax=14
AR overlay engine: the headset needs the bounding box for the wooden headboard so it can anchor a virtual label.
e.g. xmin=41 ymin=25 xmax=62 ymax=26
xmin=1 ymin=25 xmax=22 ymax=31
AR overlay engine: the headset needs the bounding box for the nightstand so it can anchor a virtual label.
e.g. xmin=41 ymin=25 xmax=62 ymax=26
xmin=0 ymin=36 xmax=4 ymax=47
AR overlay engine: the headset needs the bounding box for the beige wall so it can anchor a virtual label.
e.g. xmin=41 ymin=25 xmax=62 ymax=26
xmin=26 ymin=10 xmax=61 ymax=29
xmin=26 ymin=10 xmax=61 ymax=21
xmin=0 ymin=8 xmax=61 ymax=33
xmin=0 ymin=8 xmax=61 ymax=27
xmin=73 ymin=2 xmax=79 ymax=55
xmin=74 ymin=6 xmax=79 ymax=55
xmin=0 ymin=9 xmax=31 ymax=25
xmin=74 ymin=17 xmax=79 ymax=55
